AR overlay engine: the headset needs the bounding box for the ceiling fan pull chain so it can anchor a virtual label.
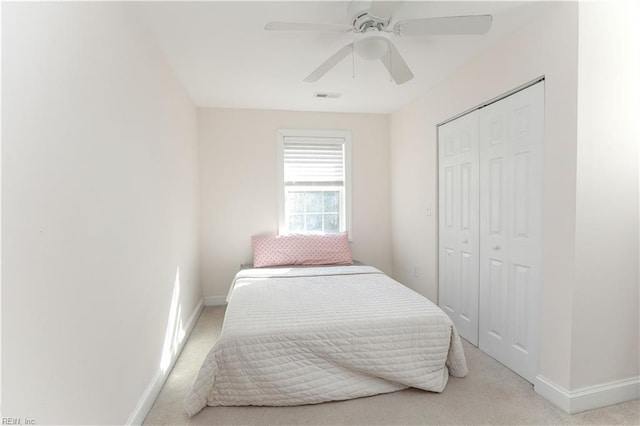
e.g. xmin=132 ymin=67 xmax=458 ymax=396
xmin=352 ymin=43 xmax=355 ymax=79
xmin=389 ymin=47 xmax=393 ymax=83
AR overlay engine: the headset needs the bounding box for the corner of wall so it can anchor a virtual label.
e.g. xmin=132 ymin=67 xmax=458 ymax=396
xmin=126 ymin=299 xmax=204 ymax=425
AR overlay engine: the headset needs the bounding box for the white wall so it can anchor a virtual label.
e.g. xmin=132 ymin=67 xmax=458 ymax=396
xmin=0 ymin=3 xmax=3 ymax=417
xmin=390 ymin=1 xmax=578 ymax=389
xmin=571 ymin=0 xmax=640 ymax=389
xmin=2 ymin=3 xmax=200 ymax=424
xmin=390 ymin=0 xmax=640 ymax=403
xmin=199 ymin=108 xmax=391 ymax=298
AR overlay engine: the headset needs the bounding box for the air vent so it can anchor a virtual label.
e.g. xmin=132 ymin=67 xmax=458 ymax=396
xmin=314 ymin=92 xmax=341 ymax=99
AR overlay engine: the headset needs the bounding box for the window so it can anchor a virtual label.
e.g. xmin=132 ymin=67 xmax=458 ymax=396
xmin=277 ymin=130 xmax=352 ymax=236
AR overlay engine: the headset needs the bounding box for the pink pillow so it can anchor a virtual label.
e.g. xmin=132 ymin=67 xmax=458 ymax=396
xmin=252 ymin=232 xmax=353 ymax=268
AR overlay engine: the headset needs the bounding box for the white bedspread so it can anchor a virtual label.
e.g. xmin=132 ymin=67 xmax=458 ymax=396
xmin=184 ymin=265 xmax=467 ymax=416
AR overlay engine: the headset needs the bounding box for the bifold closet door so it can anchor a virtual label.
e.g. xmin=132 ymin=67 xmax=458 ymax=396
xmin=438 ymin=111 xmax=480 ymax=346
xmin=478 ymin=82 xmax=544 ymax=383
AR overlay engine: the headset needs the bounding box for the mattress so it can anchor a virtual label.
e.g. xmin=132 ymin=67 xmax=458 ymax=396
xmin=184 ymin=265 xmax=467 ymax=416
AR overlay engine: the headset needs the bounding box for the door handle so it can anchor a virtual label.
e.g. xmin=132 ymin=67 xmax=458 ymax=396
xmin=493 ymin=245 xmax=501 ymax=250
xmin=462 ymin=240 xmax=469 ymax=244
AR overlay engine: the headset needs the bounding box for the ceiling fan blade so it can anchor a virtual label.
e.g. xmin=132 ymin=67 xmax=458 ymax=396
xmin=265 ymin=22 xmax=351 ymax=32
xmin=380 ymin=42 xmax=413 ymax=84
xmin=304 ymin=43 xmax=354 ymax=83
xmin=369 ymin=1 xmax=403 ymax=20
xmin=394 ymin=15 xmax=493 ymax=36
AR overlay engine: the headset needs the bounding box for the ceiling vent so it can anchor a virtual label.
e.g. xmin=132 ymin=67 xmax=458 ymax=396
xmin=314 ymin=92 xmax=341 ymax=99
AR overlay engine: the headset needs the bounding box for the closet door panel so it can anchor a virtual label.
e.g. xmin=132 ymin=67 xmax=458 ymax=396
xmin=480 ymin=103 xmax=509 ymax=360
xmin=438 ymin=111 xmax=480 ymax=346
xmin=479 ymin=82 xmax=544 ymax=383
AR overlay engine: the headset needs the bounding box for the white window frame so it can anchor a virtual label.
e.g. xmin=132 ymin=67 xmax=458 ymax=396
xmin=277 ymin=129 xmax=352 ymax=238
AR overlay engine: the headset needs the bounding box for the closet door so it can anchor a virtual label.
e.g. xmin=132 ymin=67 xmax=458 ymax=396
xmin=438 ymin=111 xmax=480 ymax=346
xmin=478 ymin=82 xmax=544 ymax=383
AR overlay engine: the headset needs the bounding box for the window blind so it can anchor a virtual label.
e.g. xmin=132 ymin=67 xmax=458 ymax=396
xmin=283 ymin=138 xmax=345 ymax=186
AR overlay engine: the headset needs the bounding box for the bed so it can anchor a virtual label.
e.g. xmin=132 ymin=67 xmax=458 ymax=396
xmin=184 ymin=263 xmax=468 ymax=416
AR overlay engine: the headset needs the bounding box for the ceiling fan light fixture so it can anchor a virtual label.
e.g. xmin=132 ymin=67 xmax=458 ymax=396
xmin=355 ymin=35 xmax=389 ymax=61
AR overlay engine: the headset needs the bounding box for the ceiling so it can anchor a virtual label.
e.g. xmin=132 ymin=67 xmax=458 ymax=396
xmin=131 ymin=1 xmax=553 ymax=114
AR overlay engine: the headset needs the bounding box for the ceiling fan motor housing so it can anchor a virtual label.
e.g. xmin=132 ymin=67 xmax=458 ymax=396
xmin=348 ymin=1 xmax=390 ymax=33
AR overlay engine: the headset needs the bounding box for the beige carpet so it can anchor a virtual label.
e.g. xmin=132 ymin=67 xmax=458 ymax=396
xmin=144 ymin=306 xmax=639 ymax=425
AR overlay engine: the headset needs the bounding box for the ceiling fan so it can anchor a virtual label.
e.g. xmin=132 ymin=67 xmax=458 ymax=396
xmin=265 ymin=1 xmax=492 ymax=85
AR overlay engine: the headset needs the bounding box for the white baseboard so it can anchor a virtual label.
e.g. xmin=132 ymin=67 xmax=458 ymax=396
xmin=204 ymin=295 xmax=227 ymax=306
xmin=535 ymin=374 xmax=640 ymax=414
xmin=126 ymin=298 xmax=204 ymax=425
